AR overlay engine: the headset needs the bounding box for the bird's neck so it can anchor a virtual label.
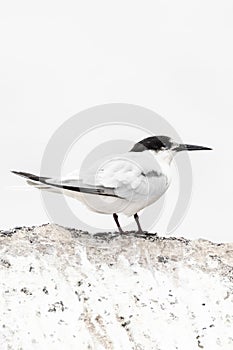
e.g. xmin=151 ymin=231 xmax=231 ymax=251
xmin=149 ymin=150 xmax=174 ymax=165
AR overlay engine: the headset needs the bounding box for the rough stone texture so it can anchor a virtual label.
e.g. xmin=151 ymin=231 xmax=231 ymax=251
xmin=0 ymin=224 xmax=233 ymax=350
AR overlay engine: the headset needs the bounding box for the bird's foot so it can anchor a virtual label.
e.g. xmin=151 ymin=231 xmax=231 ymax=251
xmin=118 ymin=228 xmax=125 ymax=235
xmin=137 ymin=229 xmax=147 ymax=234
xmin=137 ymin=230 xmax=158 ymax=239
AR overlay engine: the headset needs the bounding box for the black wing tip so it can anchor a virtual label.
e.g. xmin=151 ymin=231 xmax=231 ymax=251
xmin=11 ymin=170 xmax=29 ymax=176
xmin=11 ymin=171 xmax=41 ymax=182
xmin=11 ymin=170 xmax=26 ymax=176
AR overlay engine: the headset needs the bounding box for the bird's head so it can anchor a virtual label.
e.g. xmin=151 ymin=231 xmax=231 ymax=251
xmin=130 ymin=136 xmax=212 ymax=161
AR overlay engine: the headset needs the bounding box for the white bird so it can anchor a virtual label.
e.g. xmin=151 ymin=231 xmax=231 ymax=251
xmin=12 ymin=136 xmax=211 ymax=233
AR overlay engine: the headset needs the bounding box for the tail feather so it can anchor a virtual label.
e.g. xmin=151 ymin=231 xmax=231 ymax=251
xmin=26 ymin=180 xmax=51 ymax=189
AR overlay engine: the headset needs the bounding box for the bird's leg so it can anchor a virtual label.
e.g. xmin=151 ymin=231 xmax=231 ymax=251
xmin=113 ymin=213 xmax=124 ymax=234
xmin=134 ymin=213 xmax=144 ymax=233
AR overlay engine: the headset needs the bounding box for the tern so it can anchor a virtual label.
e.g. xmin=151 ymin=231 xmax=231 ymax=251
xmin=12 ymin=136 xmax=211 ymax=233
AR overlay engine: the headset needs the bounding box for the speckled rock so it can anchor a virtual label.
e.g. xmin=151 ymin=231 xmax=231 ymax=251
xmin=0 ymin=224 xmax=233 ymax=350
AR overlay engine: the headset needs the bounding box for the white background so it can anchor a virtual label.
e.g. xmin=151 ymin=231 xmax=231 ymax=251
xmin=1 ymin=0 xmax=232 ymax=242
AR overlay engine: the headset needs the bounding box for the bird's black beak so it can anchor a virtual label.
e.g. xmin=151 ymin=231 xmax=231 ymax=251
xmin=175 ymin=144 xmax=212 ymax=152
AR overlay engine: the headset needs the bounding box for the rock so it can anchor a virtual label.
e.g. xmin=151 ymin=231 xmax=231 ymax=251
xmin=0 ymin=224 xmax=233 ymax=349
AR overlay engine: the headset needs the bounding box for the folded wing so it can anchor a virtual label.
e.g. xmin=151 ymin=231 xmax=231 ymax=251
xmin=11 ymin=171 xmax=120 ymax=198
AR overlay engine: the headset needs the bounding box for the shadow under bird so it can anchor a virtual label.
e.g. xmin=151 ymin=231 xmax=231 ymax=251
xmin=12 ymin=136 xmax=212 ymax=233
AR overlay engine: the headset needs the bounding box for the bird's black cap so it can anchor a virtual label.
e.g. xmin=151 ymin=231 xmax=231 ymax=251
xmin=130 ymin=136 xmax=173 ymax=152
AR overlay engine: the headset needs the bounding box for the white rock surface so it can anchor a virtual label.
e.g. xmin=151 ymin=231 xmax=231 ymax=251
xmin=0 ymin=224 xmax=233 ymax=350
